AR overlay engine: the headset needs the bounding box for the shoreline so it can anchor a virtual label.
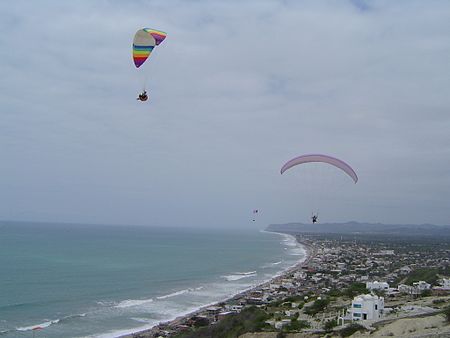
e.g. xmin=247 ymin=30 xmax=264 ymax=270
xmin=119 ymin=231 xmax=316 ymax=338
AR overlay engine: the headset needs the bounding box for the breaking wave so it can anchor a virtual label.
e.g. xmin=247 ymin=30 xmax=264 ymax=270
xmin=222 ymin=271 xmax=257 ymax=281
xmin=156 ymin=287 xmax=204 ymax=300
xmin=115 ymin=298 xmax=153 ymax=309
xmin=16 ymin=319 xmax=60 ymax=332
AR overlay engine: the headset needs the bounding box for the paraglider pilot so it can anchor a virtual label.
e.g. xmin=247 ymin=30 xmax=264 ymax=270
xmin=137 ymin=91 xmax=148 ymax=101
xmin=311 ymin=214 xmax=318 ymax=224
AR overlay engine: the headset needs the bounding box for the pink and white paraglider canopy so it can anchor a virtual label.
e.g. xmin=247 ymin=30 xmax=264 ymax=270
xmin=280 ymin=154 xmax=358 ymax=184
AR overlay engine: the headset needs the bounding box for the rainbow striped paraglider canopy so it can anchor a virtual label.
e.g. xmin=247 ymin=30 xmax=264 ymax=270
xmin=132 ymin=28 xmax=167 ymax=68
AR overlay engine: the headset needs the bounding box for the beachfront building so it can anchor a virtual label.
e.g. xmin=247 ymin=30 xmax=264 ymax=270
xmin=270 ymin=282 xmax=282 ymax=290
xmin=250 ymin=290 xmax=263 ymax=298
xmin=226 ymin=304 xmax=243 ymax=313
xmin=246 ymin=297 xmax=265 ymax=305
xmin=188 ymin=315 xmax=210 ymax=327
xmin=349 ymin=294 xmax=384 ymax=321
xmin=206 ymin=306 xmax=222 ymax=321
xmin=281 ymin=281 xmax=296 ymax=291
xmin=293 ymin=271 xmax=306 ymax=279
xmin=217 ymin=311 xmax=233 ymax=321
xmin=366 ymin=281 xmax=389 ymax=291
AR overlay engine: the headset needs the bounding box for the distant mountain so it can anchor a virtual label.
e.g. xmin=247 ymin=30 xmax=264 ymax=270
xmin=266 ymin=221 xmax=450 ymax=238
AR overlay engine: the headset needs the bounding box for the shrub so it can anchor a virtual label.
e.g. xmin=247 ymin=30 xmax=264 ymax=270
xmin=338 ymin=323 xmax=366 ymax=337
xmin=193 ymin=316 xmax=209 ymax=327
xmin=421 ymin=289 xmax=432 ymax=297
xmin=344 ymin=283 xmax=368 ymax=298
xmin=444 ymin=306 xmax=450 ymax=323
xmin=175 ymin=306 xmax=270 ymax=338
xmin=328 ymin=289 xmax=343 ymax=297
xmin=284 ymin=318 xmax=309 ymax=331
xmin=404 ymin=268 xmax=439 ymax=285
xmin=303 ymin=298 xmax=330 ymax=316
xmin=283 ymin=295 xmax=304 ymax=303
xmin=323 ymin=318 xmax=338 ymax=331
xmin=373 ymin=289 xmax=386 ymax=297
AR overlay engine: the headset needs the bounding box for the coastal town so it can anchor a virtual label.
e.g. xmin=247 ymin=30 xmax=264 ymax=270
xmin=123 ymin=231 xmax=450 ymax=338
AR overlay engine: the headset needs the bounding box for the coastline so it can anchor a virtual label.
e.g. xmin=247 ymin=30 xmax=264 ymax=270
xmin=119 ymin=231 xmax=316 ymax=338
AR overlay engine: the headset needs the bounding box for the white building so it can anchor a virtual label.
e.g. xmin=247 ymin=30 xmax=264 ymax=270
xmin=398 ymin=284 xmax=413 ymax=294
xmin=366 ymin=281 xmax=389 ymax=291
xmin=226 ymin=304 xmax=243 ymax=313
xmin=358 ymin=275 xmax=369 ymax=282
xmin=412 ymin=281 xmax=431 ymax=292
xmin=281 ymin=281 xmax=295 ymax=290
xmin=433 ymin=278 xmax=450 ymax=293
xmin=266 ymin=319 xmax=291 ymax=330
xmin=350 ymin=294 xmax=384 ymax=321
xmin=400 ymin=266 xmax=412 ymax=274
xmin=337 ymin=262 xmax=346 ymax=269
xmin=293 ymin=271 xmax=306 ymax=279
xmin=269 ymin=282 xmax=281 ymax=290
xmin=217 ymin=311 xmax=233 ymax=320
xmin=374 ymin=250 xmax=395 ymax=256
xmin=206 ymin=306 xmax=221 ymax=321
xmin=398 ymin=281 xmax=431 ymax=295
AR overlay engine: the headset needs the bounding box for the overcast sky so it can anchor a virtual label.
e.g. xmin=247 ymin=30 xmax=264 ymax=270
xmin=1 ymin=0 xmax=449 ymax=228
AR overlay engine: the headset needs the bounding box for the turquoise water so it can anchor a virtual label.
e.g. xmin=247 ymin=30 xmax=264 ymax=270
xmin=0 ymin=222 xmax=304 ymax=338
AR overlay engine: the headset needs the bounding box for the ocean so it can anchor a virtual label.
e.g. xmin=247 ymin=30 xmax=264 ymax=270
xmin=0 ymin=222 xmax=305 ymax=338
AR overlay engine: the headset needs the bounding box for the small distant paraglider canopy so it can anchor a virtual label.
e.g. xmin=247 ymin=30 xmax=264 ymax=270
xmin=133 ymin=28 xmax=167 ymax=68
xmin=280 ymin=154 xmax=358 ymax=184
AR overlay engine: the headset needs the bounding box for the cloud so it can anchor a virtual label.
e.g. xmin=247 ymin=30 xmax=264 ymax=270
xmin=1 ymin=0 xmax=449 ymax=226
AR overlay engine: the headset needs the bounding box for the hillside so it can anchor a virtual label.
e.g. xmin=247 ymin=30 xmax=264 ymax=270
xmin=266 ymin=221 xmax=450 ymax=238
